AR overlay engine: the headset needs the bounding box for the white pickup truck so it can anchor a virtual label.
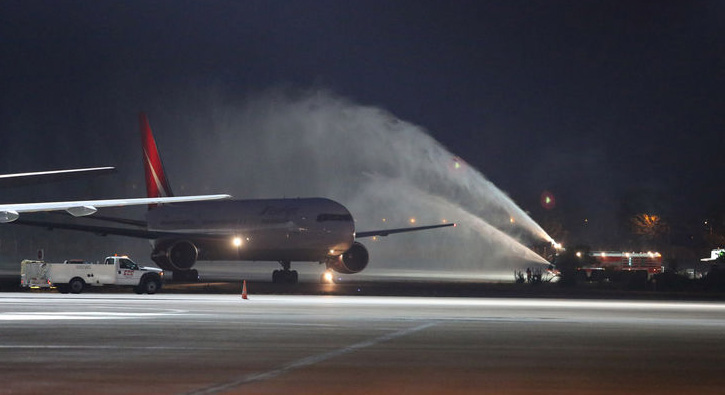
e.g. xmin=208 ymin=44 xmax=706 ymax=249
xmin=20 ymin=255 xmax=163 ymax=294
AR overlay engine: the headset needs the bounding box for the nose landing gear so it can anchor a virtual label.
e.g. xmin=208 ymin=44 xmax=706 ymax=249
xmin=272 ymin=260 xmax=298 ymax=284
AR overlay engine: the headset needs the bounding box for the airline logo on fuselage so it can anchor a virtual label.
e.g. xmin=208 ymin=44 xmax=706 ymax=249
xmin=259 ymin=206 xmax=299 ymax=218
xmin=259 ymin=206 xmax=301 ymax=225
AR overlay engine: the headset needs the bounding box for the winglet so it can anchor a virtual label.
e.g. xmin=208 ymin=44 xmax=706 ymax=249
xmin=139 ymin=112 xmax=174 ymax=205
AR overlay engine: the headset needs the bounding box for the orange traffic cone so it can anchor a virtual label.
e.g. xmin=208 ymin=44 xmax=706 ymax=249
xmin=241 ymin=280 xmax=248 ymax=299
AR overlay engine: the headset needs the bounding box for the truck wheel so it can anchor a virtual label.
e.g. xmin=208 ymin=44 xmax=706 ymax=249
xmin=142 ymin=278 xmax=161 ymax=294
xmin=69 ymin=278 xmax=84 ymax=294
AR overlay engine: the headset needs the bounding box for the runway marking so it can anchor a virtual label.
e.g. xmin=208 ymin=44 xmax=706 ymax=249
xmin=0 ymin=312 xmax=177 ymax=321
xmin=0 ymin=345 xmax=210 ymax=350
xmin=186 ymin=322 xmax=437 ymax=395
xmin=431 ymin=316 xmax=725 ymax=327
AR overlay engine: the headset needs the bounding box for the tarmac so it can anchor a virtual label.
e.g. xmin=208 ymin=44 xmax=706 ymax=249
xmin=1 ymin=287 xmax=725 ymax=394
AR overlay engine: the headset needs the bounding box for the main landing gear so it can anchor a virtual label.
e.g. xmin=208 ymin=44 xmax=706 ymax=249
xmin=172 ymin=269 xmax=200 ymax=283
xmin=272 ymin=260 xmax=298 ymax=284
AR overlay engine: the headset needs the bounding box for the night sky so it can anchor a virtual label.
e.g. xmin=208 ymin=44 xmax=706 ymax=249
xmin=1 ymin=1 xmax=723 ymax=253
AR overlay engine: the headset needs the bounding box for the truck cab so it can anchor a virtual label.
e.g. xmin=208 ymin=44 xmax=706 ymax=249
xmin=102 ymin=255 xmax=164 ymax=293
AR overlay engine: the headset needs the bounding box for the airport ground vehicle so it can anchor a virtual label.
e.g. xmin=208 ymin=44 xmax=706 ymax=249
xmin=701 ymin=248 xmax=725 ymax=262
xmin=578 ymin=251 xmax=664 ymax=281
xmin=20 ymin=255 xmax=163 ymax=294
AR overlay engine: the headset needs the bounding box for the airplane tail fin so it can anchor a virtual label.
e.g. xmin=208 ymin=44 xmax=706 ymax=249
xmin=139 ymin=112 xmax=174 ymax=205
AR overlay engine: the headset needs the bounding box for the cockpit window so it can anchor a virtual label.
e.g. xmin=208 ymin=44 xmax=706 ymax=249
xmin=316 ymin=213 xmax=353 ymax=222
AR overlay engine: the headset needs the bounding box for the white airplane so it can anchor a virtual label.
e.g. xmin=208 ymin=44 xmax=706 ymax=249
xmin=0 ymin=167 xmax=230 ymax=223
xmin=15 ymin=113 xmax=454 ymax=283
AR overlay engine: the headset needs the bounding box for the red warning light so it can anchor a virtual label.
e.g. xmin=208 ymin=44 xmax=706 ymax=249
xmin=541 ymin=191 xmax=556 ymax=210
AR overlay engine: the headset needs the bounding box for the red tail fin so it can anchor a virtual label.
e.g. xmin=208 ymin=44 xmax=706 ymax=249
xmin=139 ymin=112 xmax=174 ymax=202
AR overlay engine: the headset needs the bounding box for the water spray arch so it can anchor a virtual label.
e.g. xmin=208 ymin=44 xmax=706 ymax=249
xmin=185 ymin=88 xmax=554 ymax=279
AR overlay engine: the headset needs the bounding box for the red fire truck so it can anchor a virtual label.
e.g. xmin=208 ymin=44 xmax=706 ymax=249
xmin=580 ymin=251 xmax=663 ymax=280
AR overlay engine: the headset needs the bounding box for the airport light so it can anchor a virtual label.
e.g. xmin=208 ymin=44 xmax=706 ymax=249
xmin=409 ymin=217 xmax=416 ymax=224
xmin=576 ymin=251 xmax=582 ymax=258
xmin=232 ymin=237 xmax=243 ymax=247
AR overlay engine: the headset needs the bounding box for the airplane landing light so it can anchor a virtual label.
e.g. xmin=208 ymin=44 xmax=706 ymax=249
xmin=322 ymin=270 xmax=335 ymax=284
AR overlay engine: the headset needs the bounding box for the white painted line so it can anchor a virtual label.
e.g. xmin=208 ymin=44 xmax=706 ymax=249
xmin=187 ymin=322 xmax=437 ymax=395
xmin=0 ymin=345 xmax=211 ymax=350
xmin=0 ymin=312 xmax=176 ymax=321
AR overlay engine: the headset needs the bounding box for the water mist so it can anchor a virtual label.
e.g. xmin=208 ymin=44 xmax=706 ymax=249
xmin=174 ymin=89 xmax=553 ymax=280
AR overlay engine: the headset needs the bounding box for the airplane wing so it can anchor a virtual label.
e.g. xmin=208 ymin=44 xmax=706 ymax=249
xmin=355 ymin=223 xmax=455 ymax=238
xmin=0 ymin=167 xmax=116 ymax=187
xmin=13 ymin=217 xmax=456 ymax=240
xmin=11 ymin=218 xmax=234 ymax=240
xmin=12 ymin=218 xmax=166 ymax=238
xmin=50 ymin=213 xmax=149 ymax=228
xmin=0 ymin=194 xmax=230 ymax=223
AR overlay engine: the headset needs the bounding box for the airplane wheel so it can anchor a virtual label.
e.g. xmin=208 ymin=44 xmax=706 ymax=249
xmin=188 ymin=269 xmax=200 ymax=282
xmin=272 ymin=270 xmax=297 ymax=284
xmin=173 ymin=269 xmax=200 ymax=283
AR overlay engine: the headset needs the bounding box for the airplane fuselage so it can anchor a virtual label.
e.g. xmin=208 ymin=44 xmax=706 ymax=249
xmin=146 ymin=197 xmax=355 ymax=263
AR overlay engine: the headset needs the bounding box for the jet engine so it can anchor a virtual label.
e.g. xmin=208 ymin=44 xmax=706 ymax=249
xmin=327 ymin=242 xmax=369 ymax=274
xmin=152 ymin=239 xmax=198 ymax=271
